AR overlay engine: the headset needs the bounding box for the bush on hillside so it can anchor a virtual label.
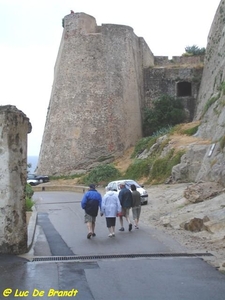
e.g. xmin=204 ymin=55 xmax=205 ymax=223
xmin=149 ymin=149 xmax=185 ymax=183
xmin=143 ymin=94 xmax=186 ymax=136
xmin=83 ymin=164 xmax=121 ymax=185
xmin=124 ymin=159 xmax=150 ymax=179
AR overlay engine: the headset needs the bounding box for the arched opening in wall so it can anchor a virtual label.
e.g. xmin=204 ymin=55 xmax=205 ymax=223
xmin=177 ymin=81 xmax=192 ymax=97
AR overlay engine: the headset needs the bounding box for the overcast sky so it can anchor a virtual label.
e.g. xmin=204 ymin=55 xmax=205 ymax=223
xmin=0 ymin=0 xmax=221 ymax=156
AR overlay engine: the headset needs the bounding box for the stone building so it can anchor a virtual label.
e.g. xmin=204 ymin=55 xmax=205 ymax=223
xmin=37 ymin=12 xmax=204 ymax=176
xmin=144 ymin=56 xmax=204 ymax=121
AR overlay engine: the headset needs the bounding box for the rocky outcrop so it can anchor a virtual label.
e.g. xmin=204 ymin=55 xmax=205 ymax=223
xmin=170 ymin=1 xmax=225 ymax=186
xmin=172 ymin=144 xmax=209 ymax=182
xmin=183 ymin=182 xmax=224 ymax=203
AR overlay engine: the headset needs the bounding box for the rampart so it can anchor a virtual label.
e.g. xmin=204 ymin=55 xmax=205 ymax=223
xmin=37 ymin=13 xmax=154 ymax=175
xmin=154 ymin=55 xmax=204 ymax=66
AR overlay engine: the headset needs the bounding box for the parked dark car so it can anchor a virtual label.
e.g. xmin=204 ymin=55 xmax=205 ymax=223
xmin=27 ymin=174 xmax=50 ymax=184
xmin=27 ymin=174 xmax=39 ymax=186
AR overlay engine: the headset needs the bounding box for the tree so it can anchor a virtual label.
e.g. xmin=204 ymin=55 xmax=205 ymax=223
xmin=185 ymin=45 xmax=205 ymax=56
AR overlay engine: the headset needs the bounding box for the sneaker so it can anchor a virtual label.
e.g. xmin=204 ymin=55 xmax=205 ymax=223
xmin=112 ymin=232 xmax=115 ymax=237
xmin=87 ymin=232 xmax=92 ymax=239
xmin=135 ymin=225 xmax=139 ymax=229
xmin=129 ymin=223 xmax=132 ymax=231
xmin=108 ymin=233 xmax=113 ymax=237
xmin=92 ymin=233 xmax=96 ymax=237
xmin=119 ymin=227 xmax=124 ymax=231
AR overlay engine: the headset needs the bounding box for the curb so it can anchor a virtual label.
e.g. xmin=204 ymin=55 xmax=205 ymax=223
xmin=32 ymin=185 xmax=88 ymax=193
xmin=27 ymin=207 xmax=37 ymax=252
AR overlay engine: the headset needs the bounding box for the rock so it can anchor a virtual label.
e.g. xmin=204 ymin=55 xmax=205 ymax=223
xmin=183 ymin=182 xmax=224 ymax=203
xmin=184 ymin=217 xmax=209 ymax=232
xmin=171 ymin=145 xmax=208 ymax=182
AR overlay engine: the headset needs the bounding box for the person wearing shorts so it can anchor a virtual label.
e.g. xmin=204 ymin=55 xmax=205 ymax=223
xmin=101 ymin=186 xmax=121 ymax=237
xmin=130 ymin=184 xmax=141 ymax=229
xmin=81 ymin=184 xmax=102 ymax=239
xmin=118 ymin=181 xmax=133 ymax=232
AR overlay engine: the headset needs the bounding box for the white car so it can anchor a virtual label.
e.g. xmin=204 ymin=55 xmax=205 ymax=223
xmin=106 ymin=179 xmax=148 ymax=205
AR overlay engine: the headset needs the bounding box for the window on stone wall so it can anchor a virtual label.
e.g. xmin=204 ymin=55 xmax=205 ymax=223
xmin=177 ymin=81 xmax=192 ymax=97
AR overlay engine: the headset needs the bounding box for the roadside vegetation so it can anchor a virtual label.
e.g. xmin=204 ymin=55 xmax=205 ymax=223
xmin=25 ymin=184 xmax=35 ymax=211
xmin=49 ymin=95 xmax=201 ymax=186
xmin=143 ymin=94 xmax=186 ymax=136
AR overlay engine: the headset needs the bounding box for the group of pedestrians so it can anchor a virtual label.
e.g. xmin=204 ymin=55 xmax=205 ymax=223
xmin=81 ymin=181 xmax=142 ymax=239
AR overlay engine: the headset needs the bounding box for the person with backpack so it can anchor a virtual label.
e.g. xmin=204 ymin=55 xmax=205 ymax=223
xmin=81 ymin=184 xmax=102 ymax=239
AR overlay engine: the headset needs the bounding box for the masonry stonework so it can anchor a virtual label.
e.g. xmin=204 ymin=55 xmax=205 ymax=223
xmin=37 ymin=13 xmax=154 ymax=175
xmin=0 ymin=105 xmax=31 ymax=254
xmin=144 ymin=66 xmax=203 ymax=121
xmin=37 ymin=13 xmax=205 ymax=176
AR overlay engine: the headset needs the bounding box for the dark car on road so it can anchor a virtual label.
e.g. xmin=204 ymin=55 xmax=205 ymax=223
xmin=27 ymin=174 xmax=50 ymax=185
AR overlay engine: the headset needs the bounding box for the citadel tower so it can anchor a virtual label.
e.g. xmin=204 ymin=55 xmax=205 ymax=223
xmin=37 ymin=12 xmax=154 ymax=175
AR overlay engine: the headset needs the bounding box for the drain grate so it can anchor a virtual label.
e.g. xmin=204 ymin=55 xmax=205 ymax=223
xmin=32 ymin=252 xmax=213 ymax=262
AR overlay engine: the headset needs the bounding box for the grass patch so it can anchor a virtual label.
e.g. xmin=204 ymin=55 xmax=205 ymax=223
xmin=82 ymin=164 xmax=121 ymax=185
xmin=149 ymin=149 xmax=185 ymax=184
xmin=202 ymin=94 xmax=220 ymax=117
xmin=132 ymin=126 xmax=173 ymax=159
xmin=180 ymin=125 xmax=199 ymax=136
xmin=25 ymin=197 xmax=34 ymax=211
xmin=131 ymin=136 xmax=157 ymax=158
xmin=219 ymin=136 xmax=225 ymax=150
xmin=218 ymin=81 xmax=225 ymax=95
xmin=124 ymin=159 xmax=150 ymax=180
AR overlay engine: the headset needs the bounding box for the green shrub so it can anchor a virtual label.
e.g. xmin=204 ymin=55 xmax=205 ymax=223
xmin=25 ymin=184 xmax=34 ymax=211
xmin=131 ymin=136 xmax=157 ymax=158
xmin=124 ymin=159 xmax=150 ymax=179
xmin=149 ymin=150 xmax=185 ymax=183
xmin=83 ymin=164 xmax=121 ymax=185
xmin=26 ymin=183 xmax=34 ymax=198
xmin=25 ymin=197 xmax=34 ymax=211
xmin=143 ymin=94 xmax=186 ymax=136
xmin=181 ymin=125 xmax=199 ymax=136
xmin=151 ymin=126 xmax=173 ymax=138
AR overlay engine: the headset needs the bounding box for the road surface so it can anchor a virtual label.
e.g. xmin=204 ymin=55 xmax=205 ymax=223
xmin=0 ymin=191 xmax=224 ymax=300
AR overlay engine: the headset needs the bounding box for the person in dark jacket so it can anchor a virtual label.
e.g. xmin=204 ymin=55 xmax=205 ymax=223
xmin=118 ymin=181 xmax=133 ymax=232
xmin=81 ymin=184 xmax=102 ymax=239
xmin=130 ymin=184 xmax=141 ymax=229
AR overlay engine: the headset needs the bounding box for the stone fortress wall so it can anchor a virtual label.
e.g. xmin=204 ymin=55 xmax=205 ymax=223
xmin=37 ymin=12 xmax=205 ymax=176
xmin=37 ymin=13 xmax=154 ymax=175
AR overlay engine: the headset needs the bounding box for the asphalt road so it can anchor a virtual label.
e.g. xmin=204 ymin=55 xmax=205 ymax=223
xmin=0 ymin=191 xmax=224 ymax=300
